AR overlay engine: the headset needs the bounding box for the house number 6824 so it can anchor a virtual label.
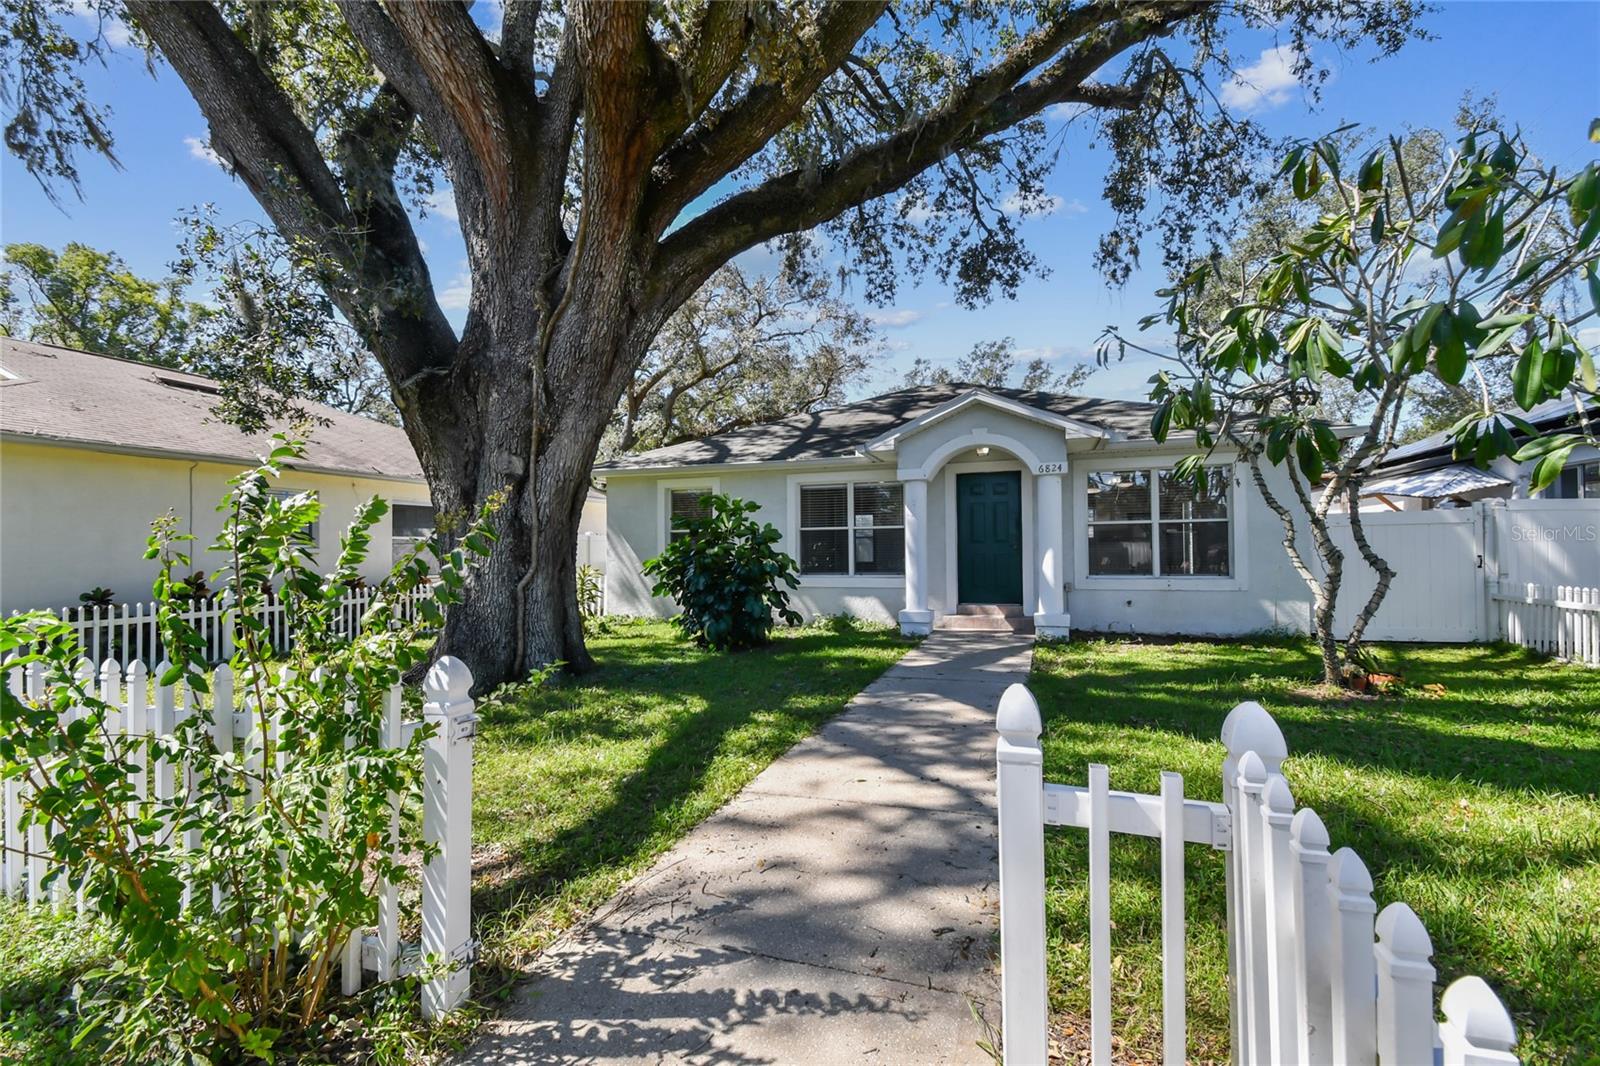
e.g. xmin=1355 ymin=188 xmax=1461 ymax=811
xmin=1035 ymin=462 xmax=1066 ymax=475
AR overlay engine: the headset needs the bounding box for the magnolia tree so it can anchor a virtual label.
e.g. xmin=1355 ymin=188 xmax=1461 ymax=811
xmin=1104 ymin=125 xmax=1600 ymax=685
xmin=2 ymin=0 xmax=1431 ymax=687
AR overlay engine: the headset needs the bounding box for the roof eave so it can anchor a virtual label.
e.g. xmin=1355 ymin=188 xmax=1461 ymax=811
xmin=0 ymin=429 xmax=427 ymax=486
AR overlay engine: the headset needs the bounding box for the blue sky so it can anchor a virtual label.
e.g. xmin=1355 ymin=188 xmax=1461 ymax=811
xmin=2 ymin=2 xmax=1597 ymax=404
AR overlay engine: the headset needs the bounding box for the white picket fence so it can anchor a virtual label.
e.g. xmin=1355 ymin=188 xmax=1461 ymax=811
xmin=995 ymin=685 xmax=1520 ymax=1066
xmin=2 ymin=654 xmax=477 ymax=1019
xmin=1491 ymin=582 xmax=1600 ymax=667
xmin=7 ymin=586 xmax=429 ymax=668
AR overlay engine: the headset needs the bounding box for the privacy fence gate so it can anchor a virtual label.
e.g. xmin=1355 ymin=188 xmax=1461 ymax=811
xmin=2 ymin=654 xmax=478 ymax=1019
xmin=995 ymin=684 xmax=1520 ymax=1066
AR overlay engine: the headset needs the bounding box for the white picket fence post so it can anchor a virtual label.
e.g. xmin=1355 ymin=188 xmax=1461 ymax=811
xmin=995 ymin=683 xmax=1049 ymax=1066
xmin=421 ymin=655 xmax=477 ymax=1020
xmin=1439 ymin=976 xmax=1519 ymax=1065
xmin=996 ymin=686 xmax=1520 ymax=1066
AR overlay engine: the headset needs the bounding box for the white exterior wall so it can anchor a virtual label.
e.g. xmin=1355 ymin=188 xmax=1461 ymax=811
xmin=0 ymin=440 xmax=431 ymax=614
xmin=604 ymin=433 xmax=1320 ymax=638
xmin=1063 ymin=446 xmax=1314 ymax=636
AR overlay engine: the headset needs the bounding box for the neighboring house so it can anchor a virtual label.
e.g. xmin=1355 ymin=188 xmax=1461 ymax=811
xmin=597 ymin=382 xmax=1318 ymax=638
xmin=1355 ymin=396 xmax=1600 ymax=511
xmin=0 ymin=339 xmax=608 ymax=613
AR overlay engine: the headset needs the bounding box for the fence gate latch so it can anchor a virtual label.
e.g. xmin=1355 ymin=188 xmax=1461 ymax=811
xmin=449 ymin=714 xmax=479 ymax=743
xmin=449 ymin=938 xmax=480 ymax=967
xmin=1211 ymin=808 xmax=1233 ymax=851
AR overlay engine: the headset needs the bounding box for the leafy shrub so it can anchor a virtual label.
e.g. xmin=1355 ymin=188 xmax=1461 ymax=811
xmin=642 ymin=493 xmax=801 ymax=651
xmin=577 ymin=563 xmax=605 ymax=631
xmin=0 ymin=437 xmax=500 ymax=1062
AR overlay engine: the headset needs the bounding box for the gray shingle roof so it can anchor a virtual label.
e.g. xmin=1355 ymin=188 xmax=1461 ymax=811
xmin=0 ymin=338 xmax=424 ymax=481
xmin=597 ymin=381 xmax=1160 ymax=472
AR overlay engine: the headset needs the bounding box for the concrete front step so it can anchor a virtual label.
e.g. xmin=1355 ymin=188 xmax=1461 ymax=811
xmin=955 ymin=602 xmax=1025 ymax=617
xmin=935 ymin=613 xmax=1035 ymax=633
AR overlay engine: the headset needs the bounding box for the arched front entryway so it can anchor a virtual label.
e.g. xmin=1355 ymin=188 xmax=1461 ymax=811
xmin=894 ymin=431 xmax=1067 ymax=639
xmin=859 ymin=389 xmax=1085 ymax=639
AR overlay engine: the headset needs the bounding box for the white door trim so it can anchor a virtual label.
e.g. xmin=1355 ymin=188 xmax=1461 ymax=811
xmin=942 ymin=459 xmax=1035 ymax=613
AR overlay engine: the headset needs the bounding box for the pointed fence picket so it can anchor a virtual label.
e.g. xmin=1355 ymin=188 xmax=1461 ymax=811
xmin=995 ymin=685 xmax=1520 ymax=1066
xmin=1492 ymin=581 xmax=1600 ymax=666
xmin=8 ymin=587 xmax=429 ymax=670
xmin=0 ymin=654 xmax=477 ymax=1018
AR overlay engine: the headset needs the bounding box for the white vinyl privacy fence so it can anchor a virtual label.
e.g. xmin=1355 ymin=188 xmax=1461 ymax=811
xmin=2 ymin=654 xmax=478 ymax=1018
xmin=1324 ymin=499 xmax=1598 ymax=665
xmin=996 ymin=684 xmax=1519 ymax=1066
xmin=7 ymin=586 xmax=429 ymax=668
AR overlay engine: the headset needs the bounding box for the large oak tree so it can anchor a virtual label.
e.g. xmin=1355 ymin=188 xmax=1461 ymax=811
xmin=3 ymin=0 xmax=1424 ymax=688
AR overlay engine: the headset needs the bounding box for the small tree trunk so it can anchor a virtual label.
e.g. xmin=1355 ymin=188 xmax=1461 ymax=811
xmin=1340 ymin=482 xmax=1397 ymax=660
xmin=1244 ymin=450 xmax=1344 ymax=686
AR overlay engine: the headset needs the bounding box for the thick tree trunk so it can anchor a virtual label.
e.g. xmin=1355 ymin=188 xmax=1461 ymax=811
xmin=400 ymin=305 xmax=641 ymax=694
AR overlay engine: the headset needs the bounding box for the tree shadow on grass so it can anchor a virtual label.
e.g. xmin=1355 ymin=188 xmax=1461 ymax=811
xmin=1031 ymin=638 xmax=1600 ymax=797
xmin=468 ymin=627 xmax=917 ymax=956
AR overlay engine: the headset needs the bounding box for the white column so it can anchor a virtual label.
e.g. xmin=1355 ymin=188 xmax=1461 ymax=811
xmin=899 ymin=477 xmax=933 ymax=635
xmin=1033 ymin=471 xmax=1069 ymax=638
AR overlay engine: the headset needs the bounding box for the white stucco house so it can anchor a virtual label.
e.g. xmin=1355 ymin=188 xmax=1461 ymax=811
xmin=597 ymin=382 xmax=1319 ymax=638
xmin=0 ymin=339 xmax=606 ymax=614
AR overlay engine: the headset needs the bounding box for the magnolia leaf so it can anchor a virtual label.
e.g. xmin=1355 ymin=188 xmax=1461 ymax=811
xmin=1512 ymin=339 xmax=1546 ymax=410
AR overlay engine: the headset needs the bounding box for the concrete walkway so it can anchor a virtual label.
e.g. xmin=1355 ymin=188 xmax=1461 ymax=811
xmin=462 ymin=632 xmax=1034 ymax=1065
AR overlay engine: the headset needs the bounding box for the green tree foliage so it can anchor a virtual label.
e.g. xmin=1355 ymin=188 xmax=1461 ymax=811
xmin=0 ymin=241 xmax=210 ymax=364
xmin=609 ymin=265 xmax=880 ymax=457
xmin=643 ymin=494 xmax=801 ymax=652
xmin=175 ymin=213 xmax=399 ymax=430
xmin=906 ymin=336 xmax=1096 ymax=393
xmin=1 ymin=232 xmax=399 ymax=428
xmin=1105 ymin=123 xmax=1599 ymax=685
xmin=0 ymin=438 xmax=499 ymax=1061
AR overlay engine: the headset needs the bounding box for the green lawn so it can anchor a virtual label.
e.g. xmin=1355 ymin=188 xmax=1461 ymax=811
xmin=0 ymin=616 xmax=912 ymax=1063
xmin=1028 ymin=637 xmax=1600 ymax=1066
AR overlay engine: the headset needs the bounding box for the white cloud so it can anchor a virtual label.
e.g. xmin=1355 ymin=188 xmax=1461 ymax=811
xmin=424 ymin=189 xmax=460 ymax=223
xmin=1220 ymin=45 xmax=1303 ymax=112
xmin=1001 ymin=192 xmax=1065 ymax=217
xmin=1015 ymin=345 xmax=1077 ymax=361
xmin=1578 ymin=326 xmax=1600 ymax=350
xmin=184 ymin=135 xmax=226 ymax=169
xmin=866 ymin=308 xmax=925 ymax=328
xmin=437 ymin=265 xmax=472 ymax=311
xmin=1044 ymin=102 xmax=1091 ymax=124
xmin=472 ymin=0 xmax=504 ymax=43
xmin=70 ymin=1 xmax=132 ymax=46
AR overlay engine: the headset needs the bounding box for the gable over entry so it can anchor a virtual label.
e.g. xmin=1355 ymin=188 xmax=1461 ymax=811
xmin=857 ymin=390 xmax=1105 ymax=639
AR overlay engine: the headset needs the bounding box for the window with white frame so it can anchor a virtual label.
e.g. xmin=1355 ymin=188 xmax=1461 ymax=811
xmin=798 ymin=481 xmax=904 ymax=576
xmin=666 ymin=487 xmax=713 ymax=543
xmin=1086 ymin=466 xmax=1231 ymax=577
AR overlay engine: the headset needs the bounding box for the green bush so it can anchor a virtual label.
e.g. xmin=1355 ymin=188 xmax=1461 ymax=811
xmin=642 ymin=493 xmax=801 ymax=651
xmin=0 ymin=436 xmax=500 ymax=1062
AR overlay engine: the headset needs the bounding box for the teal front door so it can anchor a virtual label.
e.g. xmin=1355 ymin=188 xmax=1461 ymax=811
xmin=957 ymin=471 xmax=1023 ymax=604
